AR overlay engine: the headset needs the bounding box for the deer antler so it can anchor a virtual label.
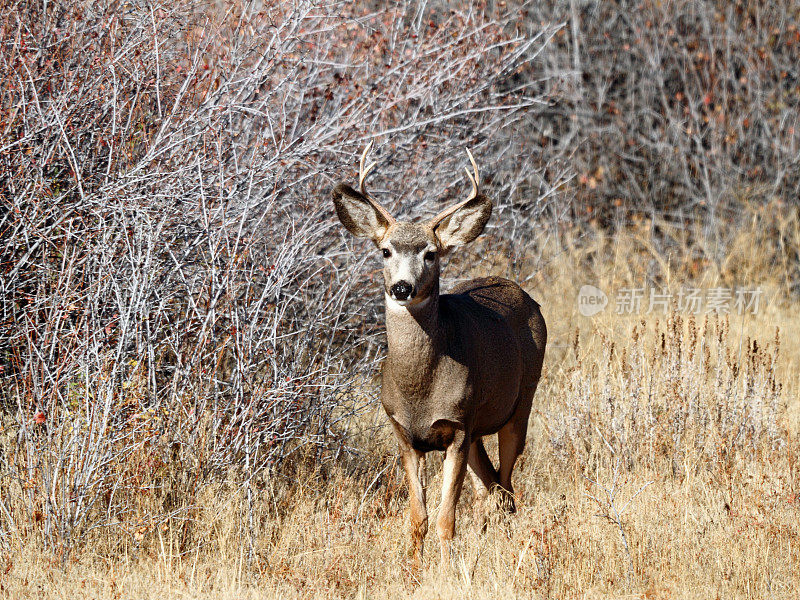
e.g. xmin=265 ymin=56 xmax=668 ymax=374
xmin=463 ymin=148 xmax=480 ymax=202
xmin=359 ymin=141 xmax=377 ymax=196
xmin=357 ymin=141 xmax=395 ymax=225
xmin=429 ymin=149 xmax=481 ymax=230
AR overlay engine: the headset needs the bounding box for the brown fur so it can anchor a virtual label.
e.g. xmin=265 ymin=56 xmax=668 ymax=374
xmin=332 ymin=154 xmax=546 ymax=570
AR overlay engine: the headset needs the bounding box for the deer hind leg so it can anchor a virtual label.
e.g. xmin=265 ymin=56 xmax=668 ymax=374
xmin=468 ymin=437 xmax=498 ymax=529
xmin=496 ymin=390 xmax=534 ymax=513
xmin=401 ymin=449 xmax=427 ymax=568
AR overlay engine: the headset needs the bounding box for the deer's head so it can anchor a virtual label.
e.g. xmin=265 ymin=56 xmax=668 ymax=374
xmin=332 ymin=143 xmax=493 ymax=308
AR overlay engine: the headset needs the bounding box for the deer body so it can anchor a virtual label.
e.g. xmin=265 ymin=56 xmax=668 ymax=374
xmin=332 ymin=145 xmax=546 ymax=568
xmin=384 ymin=277 xmax=542 ymax=445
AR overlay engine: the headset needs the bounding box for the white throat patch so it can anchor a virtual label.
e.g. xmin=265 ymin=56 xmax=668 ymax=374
xmin=385 ymin=293 xmax=431 ymax=313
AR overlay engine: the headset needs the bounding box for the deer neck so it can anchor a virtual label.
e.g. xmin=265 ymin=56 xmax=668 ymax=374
xmin=384 ymin=288 xmax=442 ymax=393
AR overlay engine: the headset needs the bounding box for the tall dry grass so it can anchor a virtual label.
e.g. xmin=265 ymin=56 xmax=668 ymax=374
xmin=1 ymin=198 xmax=798 ymax=599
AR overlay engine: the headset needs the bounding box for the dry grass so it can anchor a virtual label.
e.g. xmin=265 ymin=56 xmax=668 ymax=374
xmin=1 ymin=207 xmax=799 ymax=599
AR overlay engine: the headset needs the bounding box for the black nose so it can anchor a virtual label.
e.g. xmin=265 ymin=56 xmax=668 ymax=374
xmin=391 ymin=281 xmax=414 ymax=301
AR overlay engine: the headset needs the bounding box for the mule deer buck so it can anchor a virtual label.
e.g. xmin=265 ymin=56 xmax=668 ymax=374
xmin=332 ymin=143 xmax=546 ymax=567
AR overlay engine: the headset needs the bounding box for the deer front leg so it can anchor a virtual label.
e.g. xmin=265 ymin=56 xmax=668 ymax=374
xmin=400 ymin=448 xmax=427 ymax=568
xmin=437 ymin=430 xmax=469 ymax=569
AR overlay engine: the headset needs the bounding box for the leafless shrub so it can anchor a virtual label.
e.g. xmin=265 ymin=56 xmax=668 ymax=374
xmin=0 ymin=0 xmax=566 ymax=550
xmin=524 ymin=1 xmax=799 ymax=242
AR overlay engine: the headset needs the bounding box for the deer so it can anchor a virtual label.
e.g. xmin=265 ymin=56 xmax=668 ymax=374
xmin=331 ymin=142 xmax=547 ymax=568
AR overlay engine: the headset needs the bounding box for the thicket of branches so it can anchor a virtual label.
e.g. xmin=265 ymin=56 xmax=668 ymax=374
xmin=0 ymin=0 xmax=564 ymax=549
xmin=0 ymin=0 xmax=796 ymax=552
xmin=527 ymin=0 xmax=799 ymax=227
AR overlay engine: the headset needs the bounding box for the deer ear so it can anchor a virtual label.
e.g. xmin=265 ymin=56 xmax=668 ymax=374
xmin=332 ymin=184 xmax=392 ymax=244
xmin=431 ymin=194 xmax=492 ymax=251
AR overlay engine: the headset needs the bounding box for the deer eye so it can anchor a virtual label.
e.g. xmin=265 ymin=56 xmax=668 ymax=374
xmin=424 ymin=251 xmax=436 ymax=262
xmin=382 ymin=248 xmax=391 ymax=258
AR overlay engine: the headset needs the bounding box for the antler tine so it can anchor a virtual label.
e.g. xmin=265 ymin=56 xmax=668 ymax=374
xmin=359 ymin=140 xmax=377 ymax=197
xmin=464 ymin=148 xmax=479 ymax=201
xmin=355 ymin=141 xmax=395 ymax=225
xmin=430 ymin=148 xmax=482 ymax=229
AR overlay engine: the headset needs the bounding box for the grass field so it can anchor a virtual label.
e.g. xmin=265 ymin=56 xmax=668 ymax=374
xmin=2 ymin=209 xmax=798 ymax=600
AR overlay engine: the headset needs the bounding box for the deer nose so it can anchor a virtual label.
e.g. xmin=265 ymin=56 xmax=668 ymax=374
xmin=391 ymin=281 xmax=414 ymax=301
